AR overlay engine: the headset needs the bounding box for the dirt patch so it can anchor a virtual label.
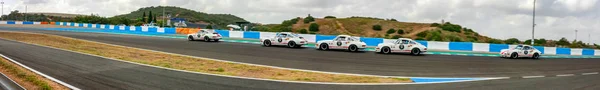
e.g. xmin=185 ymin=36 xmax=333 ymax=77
xmin=0 ymin=56 xmax=69 ymax=90
xmin=0 ymin=31 xmax=412 ymax=83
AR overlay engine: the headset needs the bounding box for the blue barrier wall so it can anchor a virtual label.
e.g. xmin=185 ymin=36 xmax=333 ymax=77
xmin=164 ymin=28 xmax=176 ymax=34
xmin=135 ymin=26 xmax=142 ymax=32
xmin=7 ymin=21 xmax=15 ymax=24
xmin=87 ymin=24 xmax=92 ymax=27
xmin=534 ymin=46 xmax=545 ymax=54
xmin=215 ymin=30 xmax=229 ymax=37
xmin=95 ymin=24 xmax=101 ymax=28
xmin=103 ymin=24 xmax=110 ymax=29
xmin=556 ymin=48 xmax=571 ymax=55
xmin=243 ymin=31 xmax=260 ymax=39
xmin=148 ymin=28 xmax=157 ymax=33
xmin=63 ymin=22 xmax=67 ymax=26
xmin=449 ymin=42 xmax=473 ymax=51
xmin=360 ymin=37 xmax=383 ymax=46
xmin=124 ymin=26 xmax=130 ymax=31
xmin=489 ymin=44 xmax=509 ymax=52
xmin=316 ymin=35 xmax=337 ymax=42
xmin=583 ymin=49 xmax=595 ymax=56
xmin=23 ymin=22 xmax=34 ymax=24
xmin=416 ymin=40 xmax=428 ymax=47
xmin=78 ymin=23 xmax=83 ymax=27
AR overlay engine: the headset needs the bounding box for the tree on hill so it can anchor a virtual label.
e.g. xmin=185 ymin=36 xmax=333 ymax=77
xmin=372 ymin=25 xmax=382 ymax=31
xmin=324 ymin=16 xmax=336 ymax=19
xmin=148 ymin=11 xmax=153 ymax=23
xmin=153 ymin=14 xmax=157 ymax=23
xmin=114 ymin=6 xmax=247 ymax=28
xmin=304 ymin=14 xmax=315 ymax=23
xmin=505 ymin=38 xmax=521 ymax=44
xmin=556 ymin=37 xmax=570 ymax=46
xmin=299 ymin=29 xmax=308 ymax=34
xmin=397 ymin=29 xmax=404 ymax=34
xmin=206 ymin=24 xmax=213 ymax=29
xmin=386 ymin=29 xmax=396 ymax=34
xmin=142 ymin=12 xmax=147 ymax=23
xmin=309 ymin=23 xmax=319 ymax=32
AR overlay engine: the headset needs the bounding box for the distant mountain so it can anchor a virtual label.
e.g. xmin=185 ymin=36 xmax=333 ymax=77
xmin=114 ymin=6 xmax=247 ymax=28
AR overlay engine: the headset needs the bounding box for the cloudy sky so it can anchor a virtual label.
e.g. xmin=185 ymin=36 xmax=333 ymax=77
xmin=3 ymin=0 xmax=600 ymax=44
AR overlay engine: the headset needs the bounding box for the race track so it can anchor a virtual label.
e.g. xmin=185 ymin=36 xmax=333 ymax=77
xmin=1 ymin=27 xmax=600 ymax=90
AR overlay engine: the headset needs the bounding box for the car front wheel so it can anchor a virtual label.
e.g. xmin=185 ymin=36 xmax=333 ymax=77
xmin=188 ymin=36 xmax=195 ymax=41
xmin=319 ymin=43 xmax=329 ymax=50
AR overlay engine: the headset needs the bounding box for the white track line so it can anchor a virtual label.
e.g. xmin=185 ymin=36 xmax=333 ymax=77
xmin=0 ymin=33 xmax=504 ymax=85
xmin=556 ymin=74 xmax=575 ymax=77
xmin=522 ymin=76 xmax=545 ymax=78
xmin=0 ymin=54 xmax=81 ymax=90
xmin=582 ymin=72 xmax=599 ymax=75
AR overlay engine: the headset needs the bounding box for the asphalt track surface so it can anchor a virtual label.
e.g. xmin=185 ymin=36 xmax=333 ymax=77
xmin=0 ymin=27 xmax=600 ymax=89
xmin=3 ymin=28 xmax=600 ymax=78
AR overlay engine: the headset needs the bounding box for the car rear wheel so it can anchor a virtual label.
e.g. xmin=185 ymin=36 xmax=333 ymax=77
xmin=288 ymin=41 xmax=296 ymax=48
xmin=381 ymin=47 xmax=391 ymax=54
xmin=348 ymin=45 xmax=358 ymax=52
xmin=319 ymin=43 xmax=329 ymax=50
xmin=188 ymin=36 xmax=195 ymax=41
xmin=263 ymin=40 xmax=271 ymax=47
xmin=410 ymin=48 xmax=421 ymax=56
xmin=532 ymin=53 xmax=540 ymax=59
xmin=204 ymin=36 xmax=210 ymax=42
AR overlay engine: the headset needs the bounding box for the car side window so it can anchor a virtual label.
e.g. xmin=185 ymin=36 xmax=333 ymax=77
xmin=401 ymin=40 xmax=409 ymax=44
xmin=410 ymin=41 xmax=416 ymax=44
xmin=524 ymin=46 xmax=531 ymax=50
xmin=336 ymin=37 xmax=346 ymax=41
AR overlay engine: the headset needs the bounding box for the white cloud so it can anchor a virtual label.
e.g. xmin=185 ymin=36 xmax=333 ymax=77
xmin=2 ymin=0 xmax=600 ymax=44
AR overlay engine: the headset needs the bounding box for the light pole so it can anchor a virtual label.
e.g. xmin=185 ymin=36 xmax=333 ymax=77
xmin=531 ymin=0 xmax=536 ymax=45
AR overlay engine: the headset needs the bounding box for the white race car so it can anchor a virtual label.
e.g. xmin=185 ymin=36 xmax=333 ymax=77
xmin=260 ymin=32 xmax=308 ymax=48
xmin=188 ymin=29 xmax=222 ymax=42
xmin=316 ymin=35 xmax=367 ymax=52
xmin=500 ymin=45 xmax=541 ymax=59
xmin=375 ymin=38 xmax=427 ymax=55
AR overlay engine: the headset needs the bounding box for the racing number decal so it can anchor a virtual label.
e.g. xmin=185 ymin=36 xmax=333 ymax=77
xmin=524 ymin=51 xmax=529 ymax=54
xmin=336 ymin=42 xmax=342 ymax=46
xmin=399 ymin=45 xmax=405 ymax=50
xmin=277 ymin=38 xmax=283 ymax=43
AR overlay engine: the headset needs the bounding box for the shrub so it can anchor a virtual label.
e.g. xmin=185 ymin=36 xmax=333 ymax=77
xmin=372 ymin=25 xmax=382 ymax=31
xmin=391 ymin=35 xmax=402 ymax=39
xmin=324 ymin=16 xmax=336 ymax=19
xmin=430 ymin=23 xmax=440 ymax=27
xmin=386 ymin=29 xmax=396 ymax=34
xmin=426 ymin=31 xmax=442 ymax=41
xmin=299 ymin=29 xmax=308 ymax=34
xmin=389 ymin=19 xmax=397 ymax=21
xmin=446 ymin=35 xmax=462 ymax=42
xmin=415 ymin=37 xmax=425 ymax=40
xmin=309 ymin=23 xmax=319 ymax=32
xmin=504 ymin=38 xmax=521 ymax=44
xmin=487 ymin=39 xmax=504 ymax=44
xmin=205 ymin=25 xmax=213 ymax=29
xmin=416 ymin=31 xmax=428 ymax=38
xmin=397 ymin=29 xmax=404 ymax=34
xmin=281 ymin=26 xmax=293 ymax=32
xmin=304 ymin=15 xmax=315 ymax=23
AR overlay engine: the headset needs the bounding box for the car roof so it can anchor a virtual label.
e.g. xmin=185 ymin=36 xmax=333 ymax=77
xmin=398 ymin=38 xmax=413 ymax=40
xmin=337 ymin=35 xmax=352 ymax=37
xmin=278 ymin=32 xmax=293 ymax=34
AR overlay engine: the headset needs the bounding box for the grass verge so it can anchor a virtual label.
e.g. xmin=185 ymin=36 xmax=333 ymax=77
xmin=0 ymin=56 xmax=68 ymax=90
xmin=0 ymin=31 xmax=412 ymax=83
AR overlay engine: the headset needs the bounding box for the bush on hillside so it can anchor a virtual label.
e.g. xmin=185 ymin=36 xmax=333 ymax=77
xmin=415 ymin=37 xmax=425 ymax=40
xmin=324 ymin=16 xmax=336 ymax=19
xmin=487 ymin=39 xmax=504 ymax=44
xmin=416 ymin=31 xmax=428 ymax=38
xmin=386 ymin=29 xmax=396 ymax=34
xmin=299 ymin=29 xmax=308 ymax=34
xmin=389 ymin=19 xmax=397 ymax=21
xmin=430 ymin=23 xmax=441 ymax=27
xmin=446 ymin=35 xmax=462 ymax=42
xmin=397 ymin=29 xmax=404 ymax=34
xmin=391 ymin=35 xmax=402 ymax=39
xmin=426 ymin=31 xmax=442 ymax=41
xmin=372 ymin=25 xmax=382 ymax=31
xmin=309 ymin=23 xmax=320 ymax=32
xmin=440 ymin=23 xmax=462 ymax=32
xmin=304 ymin=15 xmax=315 ymax=23
xmin=504 ymin=38 xmax=521 ymax=44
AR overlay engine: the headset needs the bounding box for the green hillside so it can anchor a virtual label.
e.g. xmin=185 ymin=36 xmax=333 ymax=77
xmin=114 ymin=6 xmax=247 ymax=28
